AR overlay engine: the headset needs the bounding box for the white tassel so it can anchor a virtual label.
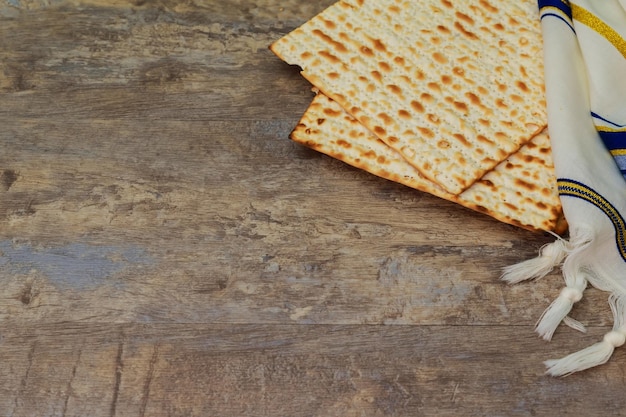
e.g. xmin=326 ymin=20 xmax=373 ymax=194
xmin=545 ymin=295 xmax=626 ymax=376
xmin=500 ymin=237 xmax=569 ymax=284
xmin=534 ymin=228 xmax=594 ymax=340
xmin=545 ymin=330 xmax=626 ymax=376
xmin=536 ymin=286 xmax=585 ymax=340
xmin=502 ymin=225 xmax=626 ymax=374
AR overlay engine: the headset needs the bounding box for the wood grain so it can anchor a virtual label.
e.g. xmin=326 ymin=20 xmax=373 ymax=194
xmin=0 ymin=0 xmax=623 ymax=415
xmin=2 ymin=323 xmax=626 ymax=417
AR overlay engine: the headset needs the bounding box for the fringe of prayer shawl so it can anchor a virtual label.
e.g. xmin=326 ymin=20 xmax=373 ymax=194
xmin=502 ymin=0 xmax=626 ymax=376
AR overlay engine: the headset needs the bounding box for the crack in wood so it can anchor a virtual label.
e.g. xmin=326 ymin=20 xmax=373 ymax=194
xmin=139 ymin=344 xmax=159 ymax=417
xmin=10 ymin=342 xmax=36 ymax=417
xmin=61 ymin=347 xmax=83 ymax=417
xmin=109 ymin=341 xmax=124 ymax=417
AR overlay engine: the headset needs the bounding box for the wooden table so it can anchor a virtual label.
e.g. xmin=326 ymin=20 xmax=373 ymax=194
xmin=1 ymin=1 xmax=623 ymax=415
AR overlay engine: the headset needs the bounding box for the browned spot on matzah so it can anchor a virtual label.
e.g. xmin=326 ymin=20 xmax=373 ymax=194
xmin=454 ymin=101 xmax=469 ymax=113
xmin=456 ymin=12 xmax=475 ymax=25
xmin=452 ymin=67 xmax=465 ymax=77
xmin=312 ymin=29 xmax=348 ymax=53
xmin=411 ymin=100 xmax=425 ymax=113
xmin=479 ymin=0 xmax=498 ymax=13
xmin=453 ymin=134 xmax=471 ymax=147
xmin=374 ymin=126 xmax=386 ymax=136
xmin=361 ymin=46 xmax=374 ymax=57
xmin=454 ymin=21 xmax=478 ymax=40
xmin=398 ymin=110 xmax=411 ymax=119
xmin=321 ymin=18 xmax=336 ymax=30
xmin=323 ymin=107 xmax=342 ymax=117
xmin=336 ymin=139 xmax=351 ymax=148
xmin=319 ymin=50 xmax=341 ymax=64
xmin=433 ymin=52 xmax=447 ymax=64
xmin=388 ymin=84 xmax=402 ymax=96
xmin=418 ymin=127 xmax=435 ymax=138
xmin=466 ymin=92 xmax=481 ymax=105
xmin=371 ymin=38 xmax=387 ymax=52
xmin=427 ymin=114 xmax=441 ymax=124
xmin=378 ymin=113 xmax=394 ymax=125
xmin=428 ymin=82 xmax=441 ymax=93
xmin=420 ymin=93 xmax=435 ymax=104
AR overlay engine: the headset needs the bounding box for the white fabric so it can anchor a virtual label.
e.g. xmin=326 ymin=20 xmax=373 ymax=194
xmin=502 ymin=0 xmax=626 ymax=376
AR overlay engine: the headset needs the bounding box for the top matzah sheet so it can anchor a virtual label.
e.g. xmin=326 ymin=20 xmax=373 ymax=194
xmin=271 ymin=0 xmax=547 ymax=194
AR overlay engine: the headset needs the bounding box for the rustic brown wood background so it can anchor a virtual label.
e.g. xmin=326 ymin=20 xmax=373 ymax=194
xmin=1 ymin=1 xmax=624 ymax=416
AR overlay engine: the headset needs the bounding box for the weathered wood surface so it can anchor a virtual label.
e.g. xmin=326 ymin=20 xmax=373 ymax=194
xmin=0 ymin=1 xmax=622 ymax=416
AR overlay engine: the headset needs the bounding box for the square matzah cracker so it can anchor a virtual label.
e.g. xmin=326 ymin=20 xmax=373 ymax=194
xmin=291 ymin=93 xmax=564 ymax=233
xmin=271 ymin=0 xmax=547 ymax=194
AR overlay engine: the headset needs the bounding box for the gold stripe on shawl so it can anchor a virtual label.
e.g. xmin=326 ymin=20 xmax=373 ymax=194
xmin=572 ymin=3 xmax=626 ymax=59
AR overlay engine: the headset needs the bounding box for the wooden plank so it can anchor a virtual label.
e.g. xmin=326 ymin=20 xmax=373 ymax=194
xmin=0 ymin=0 xmax=329 ymax=121
xmin=1 ymin=323 xmax=625 ymax=417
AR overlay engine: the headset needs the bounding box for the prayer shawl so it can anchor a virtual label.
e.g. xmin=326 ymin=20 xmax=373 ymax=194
xmin=503 ymin=0 xmax=626 ymax=376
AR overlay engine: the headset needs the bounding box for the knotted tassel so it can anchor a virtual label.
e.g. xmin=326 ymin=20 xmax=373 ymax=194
xmin=536 ymin=285 xmax=586 ymax=340
xmin=534 ymin=227 xmax=594 ymax=340
xmin=501 ymin=236 xmax=569 ymax=284
xmin=545 ymin=330 xmax=626 ymax=376
xmin=545 ymin=295 xmax=626 ymax=376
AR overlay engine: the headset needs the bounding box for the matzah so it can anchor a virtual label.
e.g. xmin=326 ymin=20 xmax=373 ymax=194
xmin=292 ymin=93 xmax=565 ymax=233
xmin=271 ymin=0 xmax=547 ymax=195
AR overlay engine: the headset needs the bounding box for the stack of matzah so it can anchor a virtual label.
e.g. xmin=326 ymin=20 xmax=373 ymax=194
xmin=271 ymin=0 xmax=566 ymax=233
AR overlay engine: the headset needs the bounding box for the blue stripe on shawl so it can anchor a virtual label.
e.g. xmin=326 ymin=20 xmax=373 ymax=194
xmin=598 ymin=130 xmax=626 ymax=152
xmin=539 ymin=0 xmax=574 ymax=32
xmin=592 ymin=112 xmax=626 ymax=128
xmin=541 ymin=13 xmax=576 ymax=32
xmin=538 ymin=0 xmax=572 ymax=18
